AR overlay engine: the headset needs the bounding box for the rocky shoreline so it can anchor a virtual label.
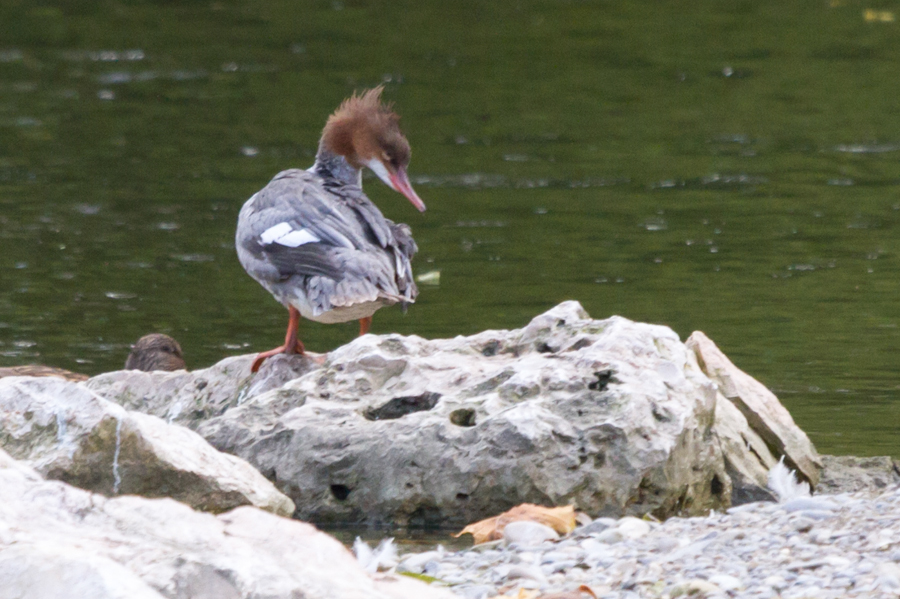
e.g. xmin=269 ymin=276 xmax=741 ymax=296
xmin=0 ymin=301 xmax=897 ymax=598
xmin=388 ymin=477 xmax=900 ymax=598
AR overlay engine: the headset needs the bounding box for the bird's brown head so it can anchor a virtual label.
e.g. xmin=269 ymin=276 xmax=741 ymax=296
xmin=320 ymin=86 xmax=426 ymax=212
xmin=125 ymin=333 xmax=186 ymax=372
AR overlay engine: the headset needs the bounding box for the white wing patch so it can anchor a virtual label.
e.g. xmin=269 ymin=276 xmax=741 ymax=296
xmin=260 ymin=222 xmax=292 ymax=244
xmin=260 ymin=222 xmax=321 ymax=247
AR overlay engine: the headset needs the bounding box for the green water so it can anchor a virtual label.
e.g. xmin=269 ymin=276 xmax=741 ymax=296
xmin=0 ymin=0 xmax=898 ymax=457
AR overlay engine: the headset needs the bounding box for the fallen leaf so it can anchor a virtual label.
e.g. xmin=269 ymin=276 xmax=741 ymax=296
xmin=453 ymin=504 xmax=576 ymax=544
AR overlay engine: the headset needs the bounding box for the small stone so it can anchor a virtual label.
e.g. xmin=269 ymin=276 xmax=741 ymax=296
xmin=876 ymin=562 xmax=900 ymax=590
xmin=822 ymin=555 xmax=851 ymax=568
xmin=763 ymin=575 xmax=787 ymax=590
xmin=594 ymin=529 xmax=624 ymax=544
xmin=857 ymin=560 xmax=875 ymax=574
xmin=791 ymin=517 xmax=815 ymax=532
xmin=578 ymin=517 xmax=617 ymax=535
xmin=811 ymin=528 xmax=833 ymax=543
xmin=830 ymin=577 xmax=853 ymax=589
xmin=670 ymin=579 xmax=722 ymax=597
xmin=506 ymin=565 xmax=546 ymax=582
xmin=708 ymin=573 xmax=743 ymax=591
xmin=654 ymin=536 xmax=680 ymax=552
xmin=617 ymin=517 xmax=652 ymax=539
xmin=545 ymin=560 xmax=577 ymax=574
xmin=503 ymin=521 xmax=559 ymax=546
xmin=796 ymin=509 xmax=836 ymax=521
xmin=457 ymin=585 xmax=496 ymax=599
xmin=781 ymin=497 xmax=839 ymax=513
xmin=398 ymin=550 xmax=443 ymax=573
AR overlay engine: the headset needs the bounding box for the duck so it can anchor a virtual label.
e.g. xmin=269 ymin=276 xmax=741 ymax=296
xmin=124 ymin=333 xmax=186 ymax=372
xmin=235 ymin=86 xmax=426 ymax=373
xmin=0 ymin=333 xmax=186 ymax=381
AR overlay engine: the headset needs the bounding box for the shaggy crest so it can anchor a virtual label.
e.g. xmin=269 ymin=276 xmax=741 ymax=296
xmin=319 ymin=86 xmax=410 ymax=169
xmin=328 ymin=86 xmax=397 ymax=126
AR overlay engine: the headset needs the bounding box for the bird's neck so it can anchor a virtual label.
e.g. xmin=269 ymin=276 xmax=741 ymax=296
xmin=312 ymin=146 xmax=363 ymax=188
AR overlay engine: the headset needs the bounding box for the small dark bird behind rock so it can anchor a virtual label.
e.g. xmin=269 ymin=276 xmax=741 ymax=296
xmin=124 ymin=334 xmax=186 ymax=372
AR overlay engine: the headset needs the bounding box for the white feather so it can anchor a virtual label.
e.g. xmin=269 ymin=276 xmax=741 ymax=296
xmin=353 ymin=537 xmax=374 ymax=572
xmin=260 ymin=222 xmax=292 ymax=244
xmin=353 ymin=537 xmax=397 ymax=574
xmin=259 ymin=222 xmax=320 ymax=247
xmin=767 ymin=456 xmax=811 ymax=502
xmin=278 ymin=229 xmax=320 ymax=247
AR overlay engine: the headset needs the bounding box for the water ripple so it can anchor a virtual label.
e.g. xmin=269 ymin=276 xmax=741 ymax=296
xmin=413 ymin=173 xmax=627 ymax=190
xmin=61 ymin=49 xmax=145 ymax=62
xmin=834 ymin=143 xmax=900 ymax=154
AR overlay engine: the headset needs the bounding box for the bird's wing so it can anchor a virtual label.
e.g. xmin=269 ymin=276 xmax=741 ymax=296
xmin=385 ymin=219 xmax=418 ymax=300
xmin=237 ymin=170 xmax=408 ymax=288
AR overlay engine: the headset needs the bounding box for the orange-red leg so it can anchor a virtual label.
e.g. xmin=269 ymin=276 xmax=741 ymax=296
xmin=359 ymin=316 xmax=372 ymax=336
xmin=251 ymin=306 xmax=306 ymax=373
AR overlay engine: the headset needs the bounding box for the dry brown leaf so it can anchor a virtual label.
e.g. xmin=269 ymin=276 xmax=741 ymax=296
xmin=453 ymin=503 xmax=577 ymax=544
xmin=488 ymin=586 xmax=596 ymax=599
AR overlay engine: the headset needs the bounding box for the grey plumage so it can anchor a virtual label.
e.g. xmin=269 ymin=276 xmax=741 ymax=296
xmin=236 ymin=168 xmax=418 ymax=322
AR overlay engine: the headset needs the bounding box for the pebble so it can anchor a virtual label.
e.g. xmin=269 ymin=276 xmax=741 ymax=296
xmin=398 ymin=550 xmax=444 ymax=573
xmin=388 ymin=484 xmax=900 ymax=598
xmin=595 ymin=528 xmax=625 ymax=544
xmin=707 ymin=573 xmax=742 ymax=591
xmin=503 ymin=521 xmax=559 ymax=546
xmin=616 ymin=517 xmax=652 ymax=540
xmin=781 ymin=497 xmax=838 ymax=512
xmin=579 ymin=517 xmax=617 ymax=535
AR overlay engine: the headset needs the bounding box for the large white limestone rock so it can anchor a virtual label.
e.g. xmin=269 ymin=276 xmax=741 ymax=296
xmin=0 ymin=376 xmax=294 ymax=516
xmin=686 ymin=331 xmax=821 ymax=486
xmin=196 ymin=301 xmax=731 ymax=525
xmin=0 ymin=448 xmax=457 ymax=599
xmin=86 ymin=302 xmax=821 ymax=526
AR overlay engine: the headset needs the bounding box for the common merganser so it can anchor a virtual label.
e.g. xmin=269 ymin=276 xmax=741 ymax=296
xmin=0 ymin=333 xmax=186 ymax=381
xmin=124 ymin=333 xmax=186 ymax=371
xmin=236 ymin=87 xmax=425 ymax=373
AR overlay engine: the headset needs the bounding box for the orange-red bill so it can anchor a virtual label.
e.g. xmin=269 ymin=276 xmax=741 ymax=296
xmin=390 ymin=168 xmax=426 ymax=212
